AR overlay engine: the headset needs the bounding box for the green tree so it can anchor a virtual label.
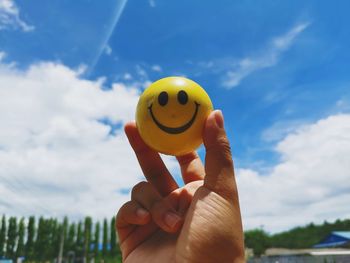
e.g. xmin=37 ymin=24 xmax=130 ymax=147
xmin=0 ymin=215 xmax=6 ymax=257
xmin=59 ymin=216 xmax=68 ymax=260
xmin=66 ymin=222 xmax=76 ymax=254
xmin=6 ymin=217 xmax=17 ymax=259
xmin=102 ymin=218 xmax=108 ymax=257
xmin=110 ymin=217 xmax=118 ymax=256
xmin=16 ymin=218 xmax=25 ymax=257
xmin=84 ymin=217 xmax=92 ymax=261
xmin=76 ymin=221 xmax=84 ymax=257
xmin=50 ymin=220 xmax=61 ymax=258
xmin=25 ymin=216 xmax=35 ymax=260
xmin=35 ymin=217 xmax=51 ymax=261
xmin=94 ymin=221 xmax=100 ymax=258
xmin=245 ymin=229 xmax=270 ymax=257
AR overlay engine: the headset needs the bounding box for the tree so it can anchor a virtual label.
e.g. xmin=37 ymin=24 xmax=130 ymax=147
xmin=94 ymin=222 xmax=100 ymax=258
xmin=6 ymin=217 xmax=17 ymax=259
xmin=58 ymin=216 xmax=68 ymax=263
xmin=244 ymin=229 xmax=270 ymax=257
xmin=110 ymin=217 xmax=118 ymax=256
xmin=35 ymin=217 xmax=50 ymax=261
xmin=102 ymin=219 xmax=108 ymax=257
xmin=16 ymin=218 xmax=25 ymax=257
xmin=84 ymin=217 xmax=92 ymax=261
xmin=66 ymin=222 xmax=76 ymax=254
xmin=26 ymin=216 xmax=35 ymax=260
xmin=0 ymin=215 xmax=6 ymax=257
xmin=76 ymin=221 xmax=84 ymax=257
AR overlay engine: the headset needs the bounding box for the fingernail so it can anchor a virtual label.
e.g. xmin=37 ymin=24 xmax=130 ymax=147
xmin=136 ymin=208 xmax=149 ymax=218
xmin=164 ymin=212 xmax=181 ymax=229
xmin=214 ymin=110 xmax=224 ymax=128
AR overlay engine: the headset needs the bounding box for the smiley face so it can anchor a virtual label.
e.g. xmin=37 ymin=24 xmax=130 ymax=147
xmin=148 ymin=90 xmax=200 ymax=134
xmin=136 ymin=77 xmax=213 ymax=155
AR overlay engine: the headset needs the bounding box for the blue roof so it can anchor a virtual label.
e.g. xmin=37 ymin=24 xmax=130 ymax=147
xmin=332 ymin=231 xmax=350 ymax=239
xmin=313 ymin=231 xmax=350 ymax=248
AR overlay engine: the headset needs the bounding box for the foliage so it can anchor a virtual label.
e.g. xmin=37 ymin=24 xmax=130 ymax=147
xmin=16 ymin=218 xmax=25 ymax=257
xmin=270 ymin=219 xmax=350 ymax=248
xmin=84 ymin=216 xmax=92 ymax=261
xmin=94 ymin=221 xmax=100 ymax=257
xmin=0 ymin=215 xmax=6 ymax=257
xmin=245 ymin=218 xmax=350 ymax=257
xmin=110 ymin=217 xmax=119 ymax=256
xmin=6 ymin=217 xmax=17 ymax=259
xmin=102 ymin=218 xmax=108 ymax=257
xmin=244 ymin=229 xmax=270 ymax=256
xmin=0 ymin=215 xmax=121 ymax=261
xmin=25 ymin=216 xmax=35 ymax=259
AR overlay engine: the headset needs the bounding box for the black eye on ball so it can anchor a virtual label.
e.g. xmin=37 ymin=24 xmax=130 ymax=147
xmin=177 ymin=90 xmax=188 ymax=105
xmin=158 ymin=91 xmax=168 ymax=106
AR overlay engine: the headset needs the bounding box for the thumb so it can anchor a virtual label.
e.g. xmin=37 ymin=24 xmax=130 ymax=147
xmin=203 ymin=110 xmax=236 ymax=200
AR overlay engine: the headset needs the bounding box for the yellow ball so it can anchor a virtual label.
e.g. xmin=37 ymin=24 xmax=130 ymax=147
xmin=136 ymin=76 xmax=213 ymax=156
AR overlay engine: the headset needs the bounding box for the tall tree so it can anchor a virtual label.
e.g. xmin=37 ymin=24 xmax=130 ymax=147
xmin=76 ymin=221 xmax=84 ymax=257
xmin=110 ymin=217 xmax=118 ymax=256
xmin=16 ymin=218 xmax=25 ymax=257
xmin=102 ymin=219 xmax=108 ymax=257
xmin=245 ymin=229 xmax=270 ymax=257
xmin=0 ymin=215 xmax=6 ymax=257
xmin=35 ymin=217 xmax=46 ymax=261
xmin=25 ymin=216 xmax=35 ymax=260
xmin=58 ymin=216 xmax=68 ymax=263
xmin=6 ymin=217 xmax=17 ymax=259
xmin=93 ymin=222 xmax=100 ymax=258
xmin=84 ymin=217 xmax=92 ymax=261
xmin=66 ymin=222 xmax=76 ymax=254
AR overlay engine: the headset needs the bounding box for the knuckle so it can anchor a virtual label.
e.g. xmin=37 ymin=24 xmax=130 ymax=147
xmin=207 ymin=136 xmax=233 ymax=166
xmin=150 ymin=199 xmax=167 ymax=216
xmin=131 ymin=181 xmax=149 ymax=198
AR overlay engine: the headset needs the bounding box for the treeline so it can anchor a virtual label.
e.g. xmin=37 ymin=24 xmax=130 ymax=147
xmin=245 ymin=218 xmax=350 ymax=256
xmin=0 ymin=215 xmax=120 ymax=262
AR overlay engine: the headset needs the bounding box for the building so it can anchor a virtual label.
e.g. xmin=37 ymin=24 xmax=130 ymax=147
xmin=313 ymin=231 xmax=350 ymax=248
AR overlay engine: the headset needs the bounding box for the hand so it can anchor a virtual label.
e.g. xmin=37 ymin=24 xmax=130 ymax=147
xmin=116 ymin=110 xmax=245 ymax=263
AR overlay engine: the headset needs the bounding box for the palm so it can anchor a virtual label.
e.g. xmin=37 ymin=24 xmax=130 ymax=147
xmin=117 ymin=113 xmax=244 ymax=262
xmin=124 ymin=181 xmax=201 ymax=263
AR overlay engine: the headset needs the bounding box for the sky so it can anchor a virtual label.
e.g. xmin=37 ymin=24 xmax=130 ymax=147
xmin=0 ymin=0 xmax=350 ymax=233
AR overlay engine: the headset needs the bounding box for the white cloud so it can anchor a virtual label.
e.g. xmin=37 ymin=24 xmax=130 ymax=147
xmin=151 ymin=64 xmax=162 ymax=72
xmin=0 ymin=58 xmax=177 ymax=220
xmin=222 ymin=22 xmax=309 ymax=89
xmin=237 ymin=114 xmax=350 ymax=232
xmin=0 ymin=0 xmax=34 ymax=32
xmin=136 ymin=64 xmax=148 ymax=78
xmin=104 ymin=44 xmax=112 ymax=56
xmin=123 ymin=73 xmax=132 ymax=80
xmin=0 ymin=51 xmax=5 ymax=61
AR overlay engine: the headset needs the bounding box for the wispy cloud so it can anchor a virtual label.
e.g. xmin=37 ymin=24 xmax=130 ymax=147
xmin=222 ymin=22 xmax=310 ymax=89
xmin=149 ymin=0 xmax=156 ymax=8
xmin=104 ymin=44 xmax=112 ymax=56
xmin=0 ymin=0 xmax=34 ymax=32
xmin=151 ymin=64 xmax=162 ymax=72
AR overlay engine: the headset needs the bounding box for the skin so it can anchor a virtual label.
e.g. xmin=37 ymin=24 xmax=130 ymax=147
xmin=116 ymin=110 xmax=245 ymax=263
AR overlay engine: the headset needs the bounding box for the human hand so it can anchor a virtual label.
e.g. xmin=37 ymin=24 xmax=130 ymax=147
xmin=116 ymin=110 xmax=245 ymax=263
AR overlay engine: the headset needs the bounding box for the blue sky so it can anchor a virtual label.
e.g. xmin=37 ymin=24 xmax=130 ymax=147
xmin=1 ymin=0 xmax=350 ymax=232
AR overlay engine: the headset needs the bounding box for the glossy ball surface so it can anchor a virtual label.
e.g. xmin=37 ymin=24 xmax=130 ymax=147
xmin=136 ymin=77 xmax=213 ymax=155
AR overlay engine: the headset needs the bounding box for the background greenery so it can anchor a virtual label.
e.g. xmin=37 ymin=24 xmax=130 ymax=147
xmin=245 ymin=218 xmax=350 ymax=256
xmin=0 ymin=215 xmax=121 ymax=262
xmin=1 ymin=215 xmax=349 ymax=261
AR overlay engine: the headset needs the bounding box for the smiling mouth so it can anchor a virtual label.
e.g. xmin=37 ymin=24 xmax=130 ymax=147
xmin=148 ymin=102 xmax=200 ymax=134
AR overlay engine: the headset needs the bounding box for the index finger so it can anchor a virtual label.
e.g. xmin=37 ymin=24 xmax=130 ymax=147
xmin=125 ymin=121 xmax=178 ymax=196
